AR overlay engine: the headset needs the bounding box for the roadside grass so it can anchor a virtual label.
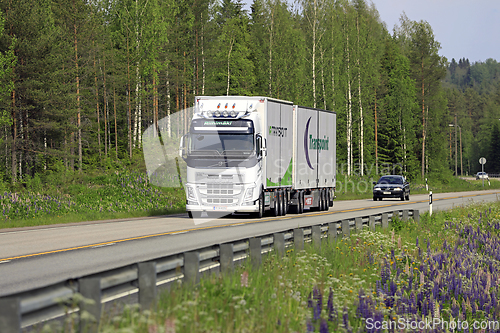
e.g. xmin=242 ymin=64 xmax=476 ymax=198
xmin=335 ymin=173 xmax=500 ymax=201
xmin=2 ymin=167 xmax=500 ymax=229
xmin=89 ymin=201 xmax=500 ymax=333
xmin=0 ymin=171 xmax=185 ymax=229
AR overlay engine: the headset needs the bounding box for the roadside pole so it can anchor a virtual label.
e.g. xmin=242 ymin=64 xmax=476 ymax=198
xmin=429 ymin=191 xmax=433 ymax=216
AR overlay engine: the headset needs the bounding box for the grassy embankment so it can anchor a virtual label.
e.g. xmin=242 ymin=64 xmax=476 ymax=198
xmin=1 ymin=167 xmax=499 ymax=229
xmin=38 ymin=201 xmax=500 ymax=332
xmin=0 ymin=170 xmax=186 ymax=229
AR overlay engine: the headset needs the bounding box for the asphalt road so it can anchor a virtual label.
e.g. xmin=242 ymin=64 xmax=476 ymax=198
xmin=0 ymin=189 xmax=499 ymax=296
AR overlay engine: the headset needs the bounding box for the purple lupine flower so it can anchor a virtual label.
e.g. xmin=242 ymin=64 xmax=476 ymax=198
xmin=313 ymin=287 xmax=322 ymax=321
xmin=342 ymin=306 xmax=349 ymax=330
xmin=319 ymin=319 xmax=329 ymax=333
xmin=306 ymin=320 xmax=314 ymax=332
xmin=327 ymin=288 xmax=336 ymax=322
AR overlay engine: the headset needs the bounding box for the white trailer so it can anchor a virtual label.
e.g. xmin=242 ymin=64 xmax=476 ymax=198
xmin=179 ymin=96 xmax=336 ymax=218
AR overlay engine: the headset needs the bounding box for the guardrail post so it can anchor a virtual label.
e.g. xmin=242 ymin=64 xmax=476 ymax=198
xmin=79 ymin=277 xmax=101 ymax=333
xmin=183 ymin=252 xmax=200 ymax=285
xmin=311 ymin=225 xmax=321 ymax=250
xmin=412 ymin=210 xmax=420 ymax=222
xmin=402 ymin=210 xmax=409 ymax=221
xmin=369 ymin=216 xmax=376 ymax=231
xmin=355 ymin=217 xmax=363 ymax=231
xmin=249 ymin=238 xmax=261 ymax=269
xmin=392 ymin=211 xmax=400 ymax=222
xmin=381 ymin=213 xmax=389 ymax=229
xmin=138 ymin=262 xmax=156 ymax=310
xmin=341 ymin=219 xmax=350 ymax=237
xmin=0 ymin=297 xmax=20 ymax=333
xmin=328 ymin=222 xmax=337 ymax=243
xmin=294 ymin=229 xmax=304 ymax=251
xmin=219 ymin=243 xmax=234 ymax=273
xmin=273 ymin=233 xmax=285 ymax=257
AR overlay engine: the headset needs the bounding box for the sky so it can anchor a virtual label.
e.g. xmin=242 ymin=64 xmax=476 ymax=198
xmin=242 ymin=0 xmax=499 ymax=63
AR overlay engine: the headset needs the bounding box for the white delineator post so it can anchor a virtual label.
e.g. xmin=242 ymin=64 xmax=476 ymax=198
xmin=429 ymin=191 xmax=433 ymax=216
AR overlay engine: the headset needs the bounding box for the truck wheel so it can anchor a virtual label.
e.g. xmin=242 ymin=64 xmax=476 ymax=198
xmin=253 ymin=190 xmax=264 ymax=218
xmin=323 ymin=188 xmax=330 ymax=212
xmin=328 ymin=190 xmax=334 ymax=207
xmin=319 ymin=189 xmax=324 ymax=211
xmin=188 ymin=211 xmax=193 ymax=218
xmin=299 ymin=191 xmax=304 ymax=214
xmin=277 ymin=190 xmax=283 ymax=216
xmin=271 ymin=191 xmax=279 ymax=217
xmin=282 ymin=190 xmax=288 ymax=216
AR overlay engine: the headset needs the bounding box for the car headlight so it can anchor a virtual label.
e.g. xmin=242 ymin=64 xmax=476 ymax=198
xmin=374 ymin=187 xmax=381 ymax=191
xmin=393 ymin=187 xmax=402 ymax=191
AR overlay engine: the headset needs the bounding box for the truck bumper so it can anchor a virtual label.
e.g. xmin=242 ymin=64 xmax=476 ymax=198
xmin=186 ymin=202 xmax=259 ymax=214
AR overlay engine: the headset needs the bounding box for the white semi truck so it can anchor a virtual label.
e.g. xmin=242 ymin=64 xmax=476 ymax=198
xmin=179 ymin=96 xmax=336 ymax=218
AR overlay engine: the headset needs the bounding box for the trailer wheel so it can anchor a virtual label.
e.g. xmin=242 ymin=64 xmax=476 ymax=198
xmin=328 ymin=190 xmax=334 ymax=207
xmin=282 ymin=190 xmax=288 ymax=216
xmin=277 ymin=190 xmax=283 ymax=216
xmin=318 ymin=189 xmax=324 ymax=211
xmin=271 ymin=191 xmax=279 ymax=217
xmin=322 ymin=189 xmax=328 ymax=211
xmin=299 ymin=191 xmax=304 ymax=214
xmin=323 ymin=190 xmax=329 ymax=211
xmin=188 ymin=211 xmax=193 ymax=218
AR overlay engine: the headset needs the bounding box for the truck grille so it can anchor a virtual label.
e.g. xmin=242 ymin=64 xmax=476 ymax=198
xmin=200 ymin=183 xmax=241 ymax=205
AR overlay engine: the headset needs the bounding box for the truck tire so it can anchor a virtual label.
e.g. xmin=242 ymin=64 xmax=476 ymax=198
xmin=188 ymin=211 xmax=193 ymax=218
xmin=299 ymin=191 xmax=304 ymax=214
xmin=253 ymin=190 xmax=264 ymax=218
xmin=318 ymin=189 xmax=324 ymax=211
xmin=328 ymin=190 xmax=334 ymax=207
xmin=271 ymin=191 xmax=279 ymax=217
xmin=277 ymin=190 xmax=283 ymax=216
xmin=323 ymin=190 xmax=329 ymax=211
xmin=282 ymin=190 xmax=288 ymax=216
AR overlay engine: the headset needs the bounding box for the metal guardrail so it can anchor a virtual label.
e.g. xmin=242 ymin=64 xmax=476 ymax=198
xmin=0 ymin=209 xmax=418 ymax=332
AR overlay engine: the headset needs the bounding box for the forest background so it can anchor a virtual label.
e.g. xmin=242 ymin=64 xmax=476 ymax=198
xmin=0 ymin=0 xmax=499 ymax=190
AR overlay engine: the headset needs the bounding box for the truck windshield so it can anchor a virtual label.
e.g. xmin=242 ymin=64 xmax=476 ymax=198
xmin=189 ymin=133 xmax=254 ymax=156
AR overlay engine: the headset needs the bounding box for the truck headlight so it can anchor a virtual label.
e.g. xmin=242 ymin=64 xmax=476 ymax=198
xmin=244 ymin=187 xmax=254 ymax=201
xmin=186 ymin=186 xmax=198 ymax=202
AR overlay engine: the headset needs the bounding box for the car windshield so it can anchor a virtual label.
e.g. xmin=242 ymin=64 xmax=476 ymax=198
xmin=377 ymin=176 xmax=403 ymax=185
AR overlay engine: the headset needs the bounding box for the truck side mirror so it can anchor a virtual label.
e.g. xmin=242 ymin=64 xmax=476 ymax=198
xmin=179 ymin=134 xmax=188 ymax=159
xmin=256 ymin=135 xmax=266 ymax=157
xmin=256 ymin=135 xmax=262 ymax=157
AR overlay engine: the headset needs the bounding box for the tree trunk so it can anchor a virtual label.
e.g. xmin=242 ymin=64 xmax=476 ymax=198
xmin=94 ymin=46 xmax=102 ymax=159
xmin=374 ymin=90 xmax=378 ymax=175
xmin=356 ymin=16 xmax=363 ymax=176
xmin=226 ymin=38 xmax=234 ymax=96
xmin=74 ymin=20 xmax=82 ymax=171
xmin=346 ymin=33 xmax=352 ymax=176
xmin=103 ymin=56 xmax=108 ymax=157
xmin=166 ymin=67 xmax=171 ymax=138
xmin=421 ymin=60 xmax=425 ymax=179
xmin=11 ymin=89 xmax=16 ymax=182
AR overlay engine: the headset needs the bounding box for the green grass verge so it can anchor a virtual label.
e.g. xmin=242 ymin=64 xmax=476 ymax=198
xmin=0 ymin=170 xmax=186 ymax=229
xmin=60 ymin=201 xmax=499 ymax=333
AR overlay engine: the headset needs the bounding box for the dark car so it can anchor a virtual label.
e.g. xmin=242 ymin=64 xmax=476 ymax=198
xmin=373 ymin=175 xmax=410 ymax=201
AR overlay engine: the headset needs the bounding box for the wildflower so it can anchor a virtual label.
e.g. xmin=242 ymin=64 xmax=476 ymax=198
xmin=240 ymin=271 xmax=249 ymax=287
xmin=165 ymin=318 xmax=176 ymax=333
